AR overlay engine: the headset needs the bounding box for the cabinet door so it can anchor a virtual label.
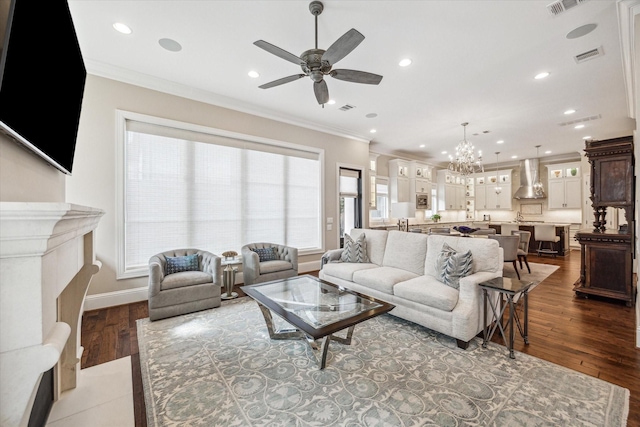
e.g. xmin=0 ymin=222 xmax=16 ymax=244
xmin=548 ymin=179 xmax=566 ymax=209
xmin=455 ymin=186 xmax=465 ymax=209
xmin=485 ymin=187 xmax=498 ymax=209
xmin=476 ymin=187 xmax=486 ymax=210
xmin=397 ymin=177 xmax=410 ymax=202
xmin=564 ymin=178 xmax=581 ymax=208
xmin=496 ymin=184 xmax=512 ymax=209
xmin=444 ymin=184 xmax=456 ymax=209
xmin=415 ymin=178 xmax=430 ymax=193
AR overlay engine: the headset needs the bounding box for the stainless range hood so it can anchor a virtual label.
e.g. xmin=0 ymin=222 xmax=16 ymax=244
xmin=513 ymin=158 xmax=546 ymax=199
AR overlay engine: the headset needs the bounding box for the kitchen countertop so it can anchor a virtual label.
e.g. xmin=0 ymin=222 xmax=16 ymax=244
xmin=487 ymin=222 xmax=571 ymax=227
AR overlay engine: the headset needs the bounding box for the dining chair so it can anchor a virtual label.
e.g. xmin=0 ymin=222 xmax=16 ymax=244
xmin=428 ymin=227 xmax=450 ymax=234
xmin=488 ymin=234 xmax=521 ymax=279
xmin=511 ymin=230 xmax=531 ymax=273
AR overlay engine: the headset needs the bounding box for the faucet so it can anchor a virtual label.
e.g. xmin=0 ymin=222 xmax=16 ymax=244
xmin=515 ymin=211 xmax=524 ymax=223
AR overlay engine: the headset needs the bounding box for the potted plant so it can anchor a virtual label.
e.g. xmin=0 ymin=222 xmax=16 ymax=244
xmin=430 ymin=214 xmax=441 ymax=223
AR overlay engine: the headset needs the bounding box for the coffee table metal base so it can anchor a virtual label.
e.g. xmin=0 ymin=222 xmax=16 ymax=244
xmin=257 ymin=304 xmax=354 ymax=369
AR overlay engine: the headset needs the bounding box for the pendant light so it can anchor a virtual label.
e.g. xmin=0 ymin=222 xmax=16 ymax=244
xmin=533 ymin=145 xmax=543 ymax=196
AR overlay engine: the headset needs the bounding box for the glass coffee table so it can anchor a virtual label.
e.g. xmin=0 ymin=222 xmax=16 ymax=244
xmin=241 ymin=275 xmax=394 ymax=369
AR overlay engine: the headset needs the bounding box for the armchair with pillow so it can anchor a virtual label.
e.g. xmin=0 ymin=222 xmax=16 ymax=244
xmin=241 ymin=243 xmax=298 ymax=285
xmin=148 ymin=249 xmax=221 ymax=321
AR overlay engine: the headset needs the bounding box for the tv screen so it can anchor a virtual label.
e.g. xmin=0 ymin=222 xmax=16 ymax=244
xmin=0 ymin=0 xmax=86 ymax=175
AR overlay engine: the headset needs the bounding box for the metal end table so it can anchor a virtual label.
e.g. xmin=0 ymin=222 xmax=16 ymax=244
xmin=479 ymin=276 xmax=534 ymax=359
xmin=221 ymin=257 xmax=242 ymax=299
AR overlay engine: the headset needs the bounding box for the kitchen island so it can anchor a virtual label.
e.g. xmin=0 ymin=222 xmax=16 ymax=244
xmin=487 ymin=222 xmax=571 ymax=256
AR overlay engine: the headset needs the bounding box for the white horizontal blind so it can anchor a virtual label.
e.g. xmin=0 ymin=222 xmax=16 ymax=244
xmin=123 ymin=119 xmax=321 ymax=273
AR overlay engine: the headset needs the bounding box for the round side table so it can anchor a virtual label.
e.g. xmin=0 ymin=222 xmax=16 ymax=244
xmin=221 ymin=257 xmax=242 ymax=299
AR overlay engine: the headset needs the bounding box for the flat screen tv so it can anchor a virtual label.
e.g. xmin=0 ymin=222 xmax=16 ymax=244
xmin=0 ymin=0 xmax=86 ymax=175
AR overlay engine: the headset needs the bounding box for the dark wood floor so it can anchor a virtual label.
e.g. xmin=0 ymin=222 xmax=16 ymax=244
xmin=81 ymin=250 xmax=640 ymax=427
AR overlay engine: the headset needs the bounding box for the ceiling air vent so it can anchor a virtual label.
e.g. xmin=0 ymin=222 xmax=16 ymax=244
xmin=339 ymin=104 xmax=356 ymax=111
xmin=547 ymin=0 xmax=587 ymax=16
xmin=559 ymin=114 xmax=601 ymax=127
xmin=574 ymin=47 xmax=604 ymax=64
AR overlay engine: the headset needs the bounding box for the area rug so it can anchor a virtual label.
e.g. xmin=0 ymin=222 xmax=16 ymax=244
xmin=137 ymin=297 xmax=628 ymax=427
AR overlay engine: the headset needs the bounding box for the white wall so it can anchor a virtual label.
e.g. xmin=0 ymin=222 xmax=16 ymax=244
xmin=66 ymin=75 xmax=370 ymax=296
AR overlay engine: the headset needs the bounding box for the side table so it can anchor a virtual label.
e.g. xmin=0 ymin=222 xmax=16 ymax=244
xmin=479 ymin=277 xmax=534 ymax=359
xmin=220 ymin=257 xmax=242 ymax=300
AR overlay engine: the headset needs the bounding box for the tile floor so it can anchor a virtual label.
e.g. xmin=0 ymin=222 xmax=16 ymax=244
xmin=46 ymin=356 xmax=135 ymax=426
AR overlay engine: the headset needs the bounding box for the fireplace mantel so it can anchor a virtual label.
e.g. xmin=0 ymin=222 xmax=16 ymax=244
xmin=0 ymin=202 xmax=104 ymax=427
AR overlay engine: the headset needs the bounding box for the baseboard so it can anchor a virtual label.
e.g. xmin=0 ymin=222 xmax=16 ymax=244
xmin=84 ymin=287 xmax=148 ymax=312
xmin=83 ymin=260 xmax=323 ymax=311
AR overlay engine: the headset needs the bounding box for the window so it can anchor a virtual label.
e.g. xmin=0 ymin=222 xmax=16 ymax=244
xmin=117 ymin=111 xmax=323 ymax=278
xmin=370 ymin=177 xmax=389 ymax=221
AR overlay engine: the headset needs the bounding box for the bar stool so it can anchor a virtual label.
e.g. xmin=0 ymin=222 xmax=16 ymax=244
xmin=534 ymin=224 xmax=560 ymax=257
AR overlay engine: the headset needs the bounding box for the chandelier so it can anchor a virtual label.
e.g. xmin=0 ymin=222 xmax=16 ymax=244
xmin=448 ymin=122 xmax=483 ymax=176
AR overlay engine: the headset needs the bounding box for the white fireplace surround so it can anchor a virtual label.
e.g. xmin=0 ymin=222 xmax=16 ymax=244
xmin=0 ymin=202 xmax=104 ymax=427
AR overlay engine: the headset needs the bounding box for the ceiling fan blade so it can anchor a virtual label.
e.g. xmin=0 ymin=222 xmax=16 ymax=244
xmin=314 ymin=80 xmax=329 ymax=105
xmin=321 ymin=28 xmax=364 ymax=66
xmin=259 ymin=74 xmax=306 ymax=89
xmin=254 ymin=40 xmax=305 ymax=66
xmin=330 ymin=69 xmax=383 ymax=85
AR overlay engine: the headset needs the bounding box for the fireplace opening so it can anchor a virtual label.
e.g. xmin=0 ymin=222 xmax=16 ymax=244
xmin=28 ymin=368 xmax=54 ymax=427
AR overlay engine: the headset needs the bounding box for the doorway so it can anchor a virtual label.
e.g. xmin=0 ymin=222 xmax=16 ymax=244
xmin=339 ymin=167 xmax=363 ymax=247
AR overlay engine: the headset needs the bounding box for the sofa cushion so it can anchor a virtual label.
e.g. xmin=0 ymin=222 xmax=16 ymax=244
xmin=353 ymin=266 xmax=419 ymax=295
xmin=393 ymin=276 xmax=459 ymax=311
xmin=425 ymin=235 xmax=500 ymax=277
xmin=322 ymin=262 xmax=378 ymax=282
xmin=165 ymin=254 xmax=199 ymax=275
xmin=350 ymin=228 xmax=388 ymax=266
xmin=341 ymin=233 xmax=369 ymax=263
xmin=161 ymin=271 xmax=212 ymax=290
xmin=435 ymin=243 xmax=473 ymax=289
xmin=259 ymin=260 xmax=293 ymax=274
xmin=382 ymin=231 xmax=428 ymax=275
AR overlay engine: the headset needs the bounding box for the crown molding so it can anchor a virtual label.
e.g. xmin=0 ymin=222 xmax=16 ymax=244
xmin=84 ymin=59 xmax=371 ymax=144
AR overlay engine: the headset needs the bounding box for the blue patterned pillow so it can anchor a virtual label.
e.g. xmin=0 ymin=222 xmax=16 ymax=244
xmin=251 ymin=247 xmax=278 ymax=262
xmin=435 ymin=243 xmax=473 ymax=289
xmin=165 ymin=254 xmax=199 ymax=275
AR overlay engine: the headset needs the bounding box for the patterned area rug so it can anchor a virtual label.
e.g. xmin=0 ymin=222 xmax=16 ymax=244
xmin=137 ymin=297 xmax=628 ymax=426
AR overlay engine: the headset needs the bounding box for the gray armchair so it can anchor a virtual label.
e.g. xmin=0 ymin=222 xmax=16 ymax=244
xmin=241 ymin=243 xmax=298 ymax=285
xmin=148 ymin=249 xmax=221 ymax=321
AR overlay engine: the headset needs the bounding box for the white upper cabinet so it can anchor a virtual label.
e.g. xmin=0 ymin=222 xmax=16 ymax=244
xmin=547 ymin=162 xmax=581 ymax=209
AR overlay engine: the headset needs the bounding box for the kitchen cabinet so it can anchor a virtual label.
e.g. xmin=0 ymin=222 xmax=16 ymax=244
xmin=547 ymin=162 xmax=581 ymax=209
xmin=437 ymin=170 xmax=465 ymax=210
xmin=389 ymin=159 xmax=411 ymax=203
xmin=414 ymin=178 xmax=431 ymax=194
xmin=472 ymin=170 xmax=512 ymax=210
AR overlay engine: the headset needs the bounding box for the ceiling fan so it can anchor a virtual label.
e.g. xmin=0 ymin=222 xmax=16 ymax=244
xmin=254 ymin=0 xmax=383 ymax=105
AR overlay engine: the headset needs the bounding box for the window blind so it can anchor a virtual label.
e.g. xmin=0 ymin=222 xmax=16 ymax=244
xmin=122 ymin=119 xmax=322 ymax=275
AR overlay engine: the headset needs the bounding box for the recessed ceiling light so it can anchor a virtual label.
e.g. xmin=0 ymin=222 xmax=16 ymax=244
xmin=564 ymin=109 xmax=576 ymax=115
xmin=248 ymin=70 xmax=259 ymax=78
xmin=545 ymin=150 xmax=552 ymax=154
xmin=496 ymin=140 xmax=504 ymax=144
xmin=419 ymin=144 xmax=425 ymax=148
xmin=370 ymin=129 xmax=377 ymax=133
xmin=574 ymin=124 xmax=585 ymax=129
xmin=534 ymin=72 xmax=550 ymax=80
xmin=511 ymin=155 xmax=518 ymax=159
xmin=158 ymin=38 xmax=182 ymax=52
xmin=328 ymin=100 xmax=336 ymax=105
xmin=582 ymin=135 xmax=592 ymax=140
xmin=399 ymin=58 xmax=412 ymax=67
xmin=113 ymin=22 xmax=132 ymax=34
xmin=441 ymin=151 xmax=447 ymax=155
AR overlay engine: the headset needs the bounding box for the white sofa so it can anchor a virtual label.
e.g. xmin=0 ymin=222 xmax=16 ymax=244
xmin=319 ymin=228 xmax=503 ymax=349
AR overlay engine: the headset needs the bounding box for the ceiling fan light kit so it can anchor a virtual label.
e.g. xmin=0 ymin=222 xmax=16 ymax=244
xmin=254 ymin=1 xmax=383 ymax=105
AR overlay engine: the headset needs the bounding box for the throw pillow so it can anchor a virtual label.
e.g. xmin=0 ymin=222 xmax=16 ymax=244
xmin=340 ymin=233 xmax=369 ymax=263
xmin=435 ymin=243 xmax=473 ymax=289
xmin=165 ymin=254 xmax=199 ymax=275
xmin=251 ymin=247 xmax=278 ymax=262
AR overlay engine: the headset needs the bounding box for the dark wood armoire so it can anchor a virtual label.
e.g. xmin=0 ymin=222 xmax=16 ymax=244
xmin=574 ymin=136 xmax=636 ymax=306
